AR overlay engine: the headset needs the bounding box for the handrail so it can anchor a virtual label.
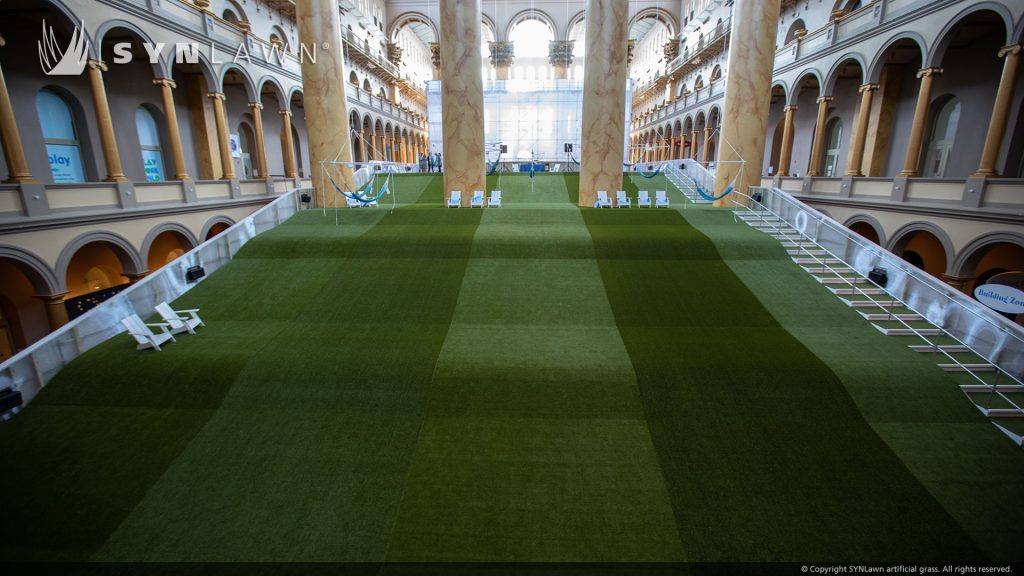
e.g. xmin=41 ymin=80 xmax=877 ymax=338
xmin=728 ymin=185 xmax=1024 ymax=422
xmin=0 ymin=189 xmax=309 ymax=414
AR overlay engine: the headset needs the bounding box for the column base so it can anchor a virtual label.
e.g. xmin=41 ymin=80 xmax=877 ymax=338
xmin=103 ymin=174 xmax=130 ymax=182
xmin=971 ymin=170 xmax=998 ymax=179
xmin=806 ymin=171 xmax=820 ymax=177
xmin=173 ymin=174 xmax=192 ymax=181
xmin=897 ymin=170 xmax=919 ymax=178
xmin=843 ymin=171 xmax=864 ymax=177
xmin=3 ymin=174 xmax=38 ymax=184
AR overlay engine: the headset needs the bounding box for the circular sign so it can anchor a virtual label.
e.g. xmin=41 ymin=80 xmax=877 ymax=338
xmin=973 ymin=283 xmax=1024 ymax=314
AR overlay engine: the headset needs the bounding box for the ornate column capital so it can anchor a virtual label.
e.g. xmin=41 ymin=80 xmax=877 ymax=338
xmin=279 ymin=109 xmax=292 ymax=118
xmin=916 ymin=67 xmax=943 ymax=79
xmin=489 ymin=41 xmax=514 ymax=68
xmin=627 ymin=39 xmax=636 ymax=66
xmin=998 ymin=44 xmax=1022 ymax=58
xmin=87 ymin=59 xmax=108 ymax=72
xmin=548 ymin=40 xmax=575 ymax=67
xmin=387 ymin=42 xmax=403 ymax=65
xmin=153 ymin=78 xmax=177 ymax=89
xmin=429 ymin=42 xmax=441 ymax=69
xmin=858 ymin=83 xmax=879 ymax=93
xmin=206 ymin=92 xmax=226 ymax=101
xmin=247 ymin=102 xmax=263 ymax=110
xmin=784 ymin=104 xmax=799 ymax=113
xmin=193 ymin=0 xmax=211 ymax=10
xmin=816 ymin=95 xmax=834 ymax=104
xmin=662 ymin=40 xmax=679 ymax=62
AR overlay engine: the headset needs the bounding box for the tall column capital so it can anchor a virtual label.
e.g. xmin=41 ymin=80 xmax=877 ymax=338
xmin=859 ymin=83 xmax=879 ymax=93
xmin=784 ymin=104 xmax=798 ymax=113
xmin=816 ymin=95 xmax=834 ymax=104
xmin=627 ymin=39 xmax=636 ymax=66
xmin=207 ymin=92 xmax=225 ymax=101
xmin=153 ymin=78 xmax=177 ymax=89
xmin=387 ymin=42 xmax=403 ymax=65
xmin=663 ymin=40 xmax=679 ymax=62
xmin=489 ymin=41 xmax=514 ymax=68
xmin=247 ymin=102 xmax=263 ymax=110
xmin=916 ymin=67 xmax=943 ymax=79
xmin=429 ymin=42 xmax=441 ymax=69
xmin=279 ymin=110 xmax=292 ymax=118
xmin=998 ymin=44 xmax=1022 ymax=58
xmin=87 ymin=59 xmax=108 ymax=72
xmin=548 ymin=40 xmax=575 ymax=67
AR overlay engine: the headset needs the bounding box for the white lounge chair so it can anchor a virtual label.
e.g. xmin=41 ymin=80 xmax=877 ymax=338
xmin=637 ymin=190 xmax=651 ymax=208
xmin=616 ymin=190 xmax=631 ymax=208
xmin=596 ymin=190 xmax=612 ymax=208
xmin=121 ymin=313 xmax=175 ymax=351
xmin=470 ymin=190 xmax=485 ymax=208
xmin=655 ymin=190 xmax=670 ymax=208
xmin=155 ymin=302 xmax=204 ymax=335
xmin=488 ymin=190 xmax=502 ymax=208
xmin=448 ymin=190 xmax=461 ymax=208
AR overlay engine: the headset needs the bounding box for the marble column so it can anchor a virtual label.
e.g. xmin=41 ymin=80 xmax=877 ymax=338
xmin=807 ymin=96 xmax=832 ymax=176
xmin=153 ymin=79 xmax=190 ymax=180
xmin=712 ymin=0 xmax=782 ymax=206
xmin=208 ymin=92 xmax=235 ymax=179
xmin=777 ymin=104 xmax=797 ymax=176
xmin=702 ymin=127 xmax=712 ymax=163
xmin=297 ymin=0 xmax=355 ymax=202
xmin=489 ymin=41 xmax=514 ymax=80
xmin=691 ymin=130 xmax=699 ymax=160
xmin=973 ymin=44 xmax=1021 ymax=178
xmin=87 ymin=60 xmax=129 ymax=182
xmin=0 ymin=35 xmax=35 ymax=183
xmin=247 ymin=102 xmax=269 ymax=178
xmin=440 ymin=0 xmax=485 ymax=204
xmin=845 ymin=83 xmax=877 ymax=177
xmin=549 ymin=40 xmax=574 ymax=80
xmin=899 ymin=67 xmax=942 ymax=177
xmin=280 ymin=110 xmax=297 ymax=178
xmin=360 ymin=129 xmax=372 ymax=160
xmin=579 ymin=0 xmax=629 ymax=206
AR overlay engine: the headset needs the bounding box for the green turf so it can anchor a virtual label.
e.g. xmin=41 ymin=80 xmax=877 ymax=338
xmin=0 ymin=172 xmax=1021 ymax=563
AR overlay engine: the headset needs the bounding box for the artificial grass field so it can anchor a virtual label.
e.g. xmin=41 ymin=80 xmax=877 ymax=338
xmin=0 ymin=173 xmax=1022 ymax=565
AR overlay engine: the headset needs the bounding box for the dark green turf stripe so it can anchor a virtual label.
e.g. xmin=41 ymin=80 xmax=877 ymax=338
xmin=583 ymin=198 xmax=986 ymax=562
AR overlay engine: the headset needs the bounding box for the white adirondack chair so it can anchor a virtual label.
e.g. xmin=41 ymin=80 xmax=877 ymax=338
xmin=448 ymin=190 xmax=461 ymax=208
xmin=155 ymin=302 xmax=205 ymax=335
xmin=655 ymin=190 xmax=670 ymax=208
xmin=121 ymin=313 xmax=175 ymax=351
xmin=616 ymin=190 xmax=631 ymax=208
xmin=470 ymin=190 xmax=485 ymax=208
xmin=488 ymin=190 xmax=502 ymax=207
xmin=596 ymin=190 xmax=612 ymax=208
xmin=637 ymin=190 xmax=652 ymax=208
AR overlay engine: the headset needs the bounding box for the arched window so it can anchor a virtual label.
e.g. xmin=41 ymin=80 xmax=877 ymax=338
xmin=237 ymin=122 xmax=255 ymax=178
xmin=36 ymin=89 xmax=85 ymax=183
xmin=924 ymin=96 xmax=960 ymax=177
xmin=135 ymin=107 xmax=165 ymax=182
xmin=363 ymin=79 xmax=372 ymax=92
xmin=784 ymin=20 xmax=807 ymax=45
xmin=349 ymin=71 xmax=359 ymax=85
xmin=823 ymin=117 xmax=843 ymax=177
xmin=222 ymin=10 xmax=240 ymax=25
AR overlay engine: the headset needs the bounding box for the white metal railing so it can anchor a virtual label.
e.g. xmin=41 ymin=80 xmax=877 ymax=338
xmin=732 ymin=185 xmax=1024 ymax=424
xmin=0 ymin=189 xmax=308 ymax=413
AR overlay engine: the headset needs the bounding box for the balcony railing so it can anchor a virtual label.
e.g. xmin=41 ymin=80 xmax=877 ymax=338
xmin=633 ymin=80 xmax=725 ymax=129
xmin=347 ymin=89 xmax=424 ymax=127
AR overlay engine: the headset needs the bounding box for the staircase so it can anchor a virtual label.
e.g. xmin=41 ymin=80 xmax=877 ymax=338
xmin=733 ymin=206 xmax=1024 ymax=446
xmin=664 ymin=167 xmax=713 ymax=205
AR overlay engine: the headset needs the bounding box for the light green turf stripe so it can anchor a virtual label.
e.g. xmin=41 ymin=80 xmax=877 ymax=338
xmin=384 ymin=175 xmax=684 ymax=562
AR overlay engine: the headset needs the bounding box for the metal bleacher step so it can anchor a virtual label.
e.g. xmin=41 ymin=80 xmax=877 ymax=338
xmin=960 ymin=384 xmax=1024 ymax=393
xmin=857 ymin=311 xmax=923 ymax=321
xmin=829 ymin=286 xmax=885 ymax=295
xmin=802 ymin=266 xmax=854 ymax=274
xmin=781 ymin=241 xmax=819 ymax=248
xmin=815 ymin=276 xmax=869 ymax=285
xmin=909 ymin=344 xmax=971 ymax=353
xmin=793 ymin=257 xmax=843 ymax=265
xmin=788 ymin=248 xmax=827 ymax=256
xmin=872 ymin=323 xmax=943 ymax=336
xmin=938 ymin=363 xmax=998 ymax=372
xmin=841 ymin=298 xmax=899 ymax=308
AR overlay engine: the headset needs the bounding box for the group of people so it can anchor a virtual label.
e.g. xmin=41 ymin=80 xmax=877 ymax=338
xmin=419 ymin=153 xmax=442 ymax=173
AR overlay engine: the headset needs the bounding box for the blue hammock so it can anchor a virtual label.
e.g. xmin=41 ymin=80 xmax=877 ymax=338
xmin=694 ymin=172 xmax=739 ymax=202
xmin=325 ymin=170 xmax=389 ymax=205
xmin=635 ymin=164 xmax=664 ymax=179
xmin=485 ymin=154 xmax=502 ymax=176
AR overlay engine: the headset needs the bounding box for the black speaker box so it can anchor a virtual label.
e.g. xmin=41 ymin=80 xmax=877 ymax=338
xmin=186 ymin=265 xmax=206 ymax=282
xmin=0 ymin=388 xmax=23 ymax=414
xmin=500 ymin=144 xmax=508 ymax=153
xmin=868 ymin=267 xmax=888 ymax=287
